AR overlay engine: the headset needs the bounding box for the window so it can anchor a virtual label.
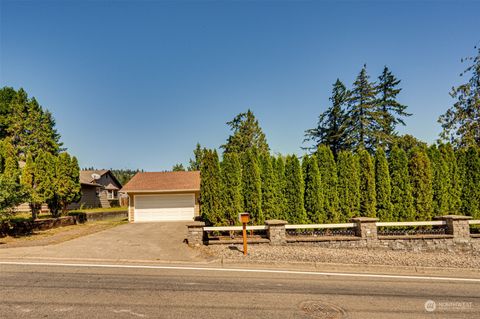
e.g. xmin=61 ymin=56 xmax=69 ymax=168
xmin=107 ymin=190 xmax=118 ymax=200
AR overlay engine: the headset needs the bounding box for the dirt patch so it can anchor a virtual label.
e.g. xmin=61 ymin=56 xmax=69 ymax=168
xmin=0 ymin=219 xmax=127 ymax=249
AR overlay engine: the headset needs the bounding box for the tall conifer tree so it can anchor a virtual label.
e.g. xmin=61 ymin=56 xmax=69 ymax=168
xmin=358 ymin=149 xmax=377 ymax=217
xmin=222 ymin=110 xmax=269 ymax=155
xmin=221 ymin=153 xmax=243 ymax=225
xmin=336 ymin=150 xmax=360 ymax=222
xmin=439 ymin=143 xmax=461 ymax=213
xmin=315 ymin=145 xmax=339 ymax=222
xmin=428 ymin=145 xmax=450 ymax=215
xmin=272 ymin=156 xmax=287 ymax=220
xmin=241 ymin=149 xmax=263 ymax=224
xmin=460 ymin=147 xmax=480 ymax=218
xmin=389 ymin=145 xmax=414 ymax=221
xmin=200 ymin=149 xmax=224 ymax=225
xmin=259 ymin=154 xmax=276 ymax=220
xmin=375 ymin=148 xmax=393 ymax=221
xmin=409 ymin=148 xmax=434 ymax=220
xmin=303 ymin=155 xmax=324 ymax=223
xmin=284 ymin=155 xmax=307 ymax=224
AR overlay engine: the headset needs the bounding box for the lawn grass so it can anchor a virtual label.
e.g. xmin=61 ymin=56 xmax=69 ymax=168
xmin=69 ymin=206 xmax=128 ymax=213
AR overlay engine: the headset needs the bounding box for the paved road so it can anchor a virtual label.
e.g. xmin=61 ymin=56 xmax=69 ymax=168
xmin=1 ymin=262 xmax=478 ymax=318
xmin=0 ymin=222 xmax=206 ymax=262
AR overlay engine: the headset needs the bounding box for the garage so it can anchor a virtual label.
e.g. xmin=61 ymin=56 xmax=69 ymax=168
xmin=134 ymin=194 xmax=195 ymax=222
xmin=121 ymin=171 xmax=200 ymax=223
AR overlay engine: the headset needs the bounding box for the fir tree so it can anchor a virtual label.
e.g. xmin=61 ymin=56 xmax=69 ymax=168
xmin=272 ymin=156 xmax=287 ymax=220
xmin=439 ymin=47 xmax=480 ymax=148
xmin=389 ymin=145 xmax=414 ymax=221
xmin=315 ymin=145 xmax=339 ymax=222
xmin=409 ymin=148 xmax=434 ymax=220
xmin=375 ymin=148 xmax=393 ymax=221
xmin=284 ymin=155 xmax=307 ymax=224
xmin=220 ymin=152 xmax=243 ymax=225
xmin=439 ymin=143 xmax=461 ymax=213
xmin=222 ymin=110 xmax=269 ymax=155
xmin=358 ymin=149 xmax=377 ymax=217
xmin=241 ymin=149 xmax=263 ymax=224
xmin=428 ymin=145 xmax=450 ymax=215
xmin=376 ymin=66 xmax=411 ymax=146
xmin=188 ymin=143 xmax=203 ymax=171
xmin=172 ymin=163 xmax=186 ymax=171
xmin=346 ymin=65 xmax=381 ymax=152
xmin=303 ymin=155 xmax=324 ymax=223
xmin=336 ymin=150 xmax=360 ymax=222
xmin=259 ymin=154 xmax=276 ymax=220
xmin=460 ymin=146 xmax=480 ymax=218
xmin=304 ymin=79 xmax=350 ymax=156
xmin=200 ymin=149 xmax=224 ymax=225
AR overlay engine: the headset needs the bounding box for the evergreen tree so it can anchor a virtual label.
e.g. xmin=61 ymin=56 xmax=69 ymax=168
xmin=439 ymin=47 xmax=480 ymax=148
xmin=284 ymin=155 xmax=307 ymax=224
xmin=0 ymin=139 xmax=25 ymax=215
xmin=409 ymin=148 xmax=434 ymax=220
xmin=222 ymin=110 xmax=269 ymax=155
xmin=336 ymin=150 xmax=360 ymax=222
xmin=358 ymin=149 xmax=377 ymax=217
xmin=200 ymin=149 xmax=224 ymax=225
xmin=439 ymin=143 xmax=462 ymax=213
xmin=259 ymin=154 xmax=276 ymax=220
xmin=460 ymin=147 xmax=480 ymax=218
xmin=315 ymin=145 xmax=339 ymax=222
xmin=172 ymin=163 xmax=186 ymax=171
xmin=272 ymin=156 xmax=287 ymax=220
xmin=54 ymin=153 xmax=81 ymax=215
xmin=0 ymin=87 xmax=16 ymax=139
xmin=375 ymin=148 xmax=393 ymax=221
xmin=220 ymin=152 xmax=243 ymax=225
xmin=346 ymin=65 xmax=381 ymax=152
xmin=304 ymin=79 xmax=350 ymax=156
xmin=303 ymin=155 xmax=324 ymax=223
xmin=241 ymin=149 xmax=263 ymax=224
xmin=35 ymin=150 xmax=57 ymax=216
xmin=394 ymin=134 xmax=428 ymax=154
xmin=20 ymin=153 xmax=43 ymax=219
xmin=428 ymin=145 xmax=450 ymax=215
xmin=389 ymin=145 xmax=414 ymax=221
xmin=188 ymin=143 xmax=203 ymax=171
xmin=376 ymin=66 xmax=411 ymax=146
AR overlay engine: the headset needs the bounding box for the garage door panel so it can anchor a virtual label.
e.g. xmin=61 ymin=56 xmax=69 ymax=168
xmin=134 ymin=194 xmax=195 ymax=222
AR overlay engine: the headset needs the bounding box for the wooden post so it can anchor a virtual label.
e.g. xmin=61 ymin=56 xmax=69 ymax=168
xmin=238 ymin=213 xmax=250 ymax=256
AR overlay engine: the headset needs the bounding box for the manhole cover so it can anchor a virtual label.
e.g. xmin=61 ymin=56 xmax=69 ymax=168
xmin=299 ymin=301 xmax=347 ymax=319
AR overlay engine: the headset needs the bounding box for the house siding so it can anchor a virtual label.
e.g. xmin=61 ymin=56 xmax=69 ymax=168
xmin=68 ymin=186 xmax=101 ymax=210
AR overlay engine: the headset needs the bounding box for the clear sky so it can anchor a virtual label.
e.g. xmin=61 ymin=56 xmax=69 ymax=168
xmin=1 ymin=0 xmax=479 ymax=171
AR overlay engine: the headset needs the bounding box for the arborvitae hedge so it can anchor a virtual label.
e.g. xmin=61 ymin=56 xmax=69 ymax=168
xmin=336 ymin=150 xmax=360 ymax=222
xmin=389 ymin=145 xmax=414 ymax=221
xmin=358 ymin=149 xmax=377 ymax=217
xmin=303 ymin=155 xmax=324 ymax=223
xmin=284 ymin=155 xmax=307 ymax=224
xmin=259 ymin=154 xmax=276 ymax=220
xmin=461 ymin=147 xmax=480 ymax=218
xmin=439 ymin=144 xmax=461 ymax=213
xmin=428 ymin=145 xmax=449 ymax=215
xmin=220 ymin=152 xmax=243 ymax=225
xmin=272 ymin=156 xmax=287 ymax=220
xmin=316 ymin=145 xmax=339 ymax=222
xmin=409 ymin=148 xmax=433 ymax=221
xmin=200 ymin=149 xmax=224 ymax=225
xmin=375 ymin=148 xmax=393 ymax=221
xmin=241 ymin=149 xmax=263 ymax=224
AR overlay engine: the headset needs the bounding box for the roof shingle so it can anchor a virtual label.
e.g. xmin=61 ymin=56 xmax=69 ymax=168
xmin=121 ymin=171 xmax=200 ymax=192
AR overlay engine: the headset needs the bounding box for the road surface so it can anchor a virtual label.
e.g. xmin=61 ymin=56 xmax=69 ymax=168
xmin=1 ymin=262 xmax=478 ymax=318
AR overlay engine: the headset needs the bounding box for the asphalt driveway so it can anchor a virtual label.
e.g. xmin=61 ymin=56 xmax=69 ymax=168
xmin=0 ymin=222 xmax=207 ymax=263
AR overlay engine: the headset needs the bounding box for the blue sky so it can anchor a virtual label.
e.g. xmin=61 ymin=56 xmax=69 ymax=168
xmin=1 ymin=0 xmax=479 ymax=171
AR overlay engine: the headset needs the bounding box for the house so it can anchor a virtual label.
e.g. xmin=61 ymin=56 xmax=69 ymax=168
xmin=68 ymin=170 xmax=123 ymax=209
xmin=120 ymin=171 xmax=200 ymax=222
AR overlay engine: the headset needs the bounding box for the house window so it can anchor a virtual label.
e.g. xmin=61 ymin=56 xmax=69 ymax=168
xmin=107 ymin=190 xmax=118 ymax=200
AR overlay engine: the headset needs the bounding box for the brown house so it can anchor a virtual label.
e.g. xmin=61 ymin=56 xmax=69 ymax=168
xmin=121 ymin=171 xmax=200 ymax=222
xmin=68 ymin=170 xmax=123 ymax=209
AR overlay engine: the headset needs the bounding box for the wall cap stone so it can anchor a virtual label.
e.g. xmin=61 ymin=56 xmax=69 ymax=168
xmin=350 ymin=217 xmax=379 ymax=223
xmin=433 ymin=215 xmax=472 ymax=220
xmin=265 ymin=220 xmax=288 ymax=226
xmin=186 ymin=221 xmax=205 ymax=227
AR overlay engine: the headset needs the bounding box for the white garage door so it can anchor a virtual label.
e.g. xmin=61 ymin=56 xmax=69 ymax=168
xmin=134 ymin=194 xmax=195 ymax=222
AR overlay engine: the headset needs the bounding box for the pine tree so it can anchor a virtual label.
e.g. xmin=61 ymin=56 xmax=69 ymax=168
xmin=336 ymin=150 xmax=360 ymax=222
xmin=375 ymin=148 xmax=393 ymax=221
xmin=200 ymin=149 xmax=224 ymax=225
xmin=315 ymin=145 xmax=339 ymax=222
xmin=409 ymin=148 xmax=434 ymax=220
xmin=284 ymin=155 xmax=307 ymax=224
xmin=220 ymin=152 xmax=243 ymax=225
xmin=428 ymin=145 xmax=450 ymax=215
xmin=460 ymin=147 xmax=480 ymax=218
xmin=241 ymin=149 xmax=263 ymax=224
xmin=303 ymin=155 xmax=324 ymax=223
xmin=376 ymin=66 xmax=411 ymax=146
xmin=439 ymin=143 xmax=461 ymax=213
xmin=346 ymin=65 xmax=381 ymax=152
xmin=439 ymin=47 xmax=480 ymax=148
xmin=358 ymin=149 xmax=377 ymax=217
xmin=389 ymin=145 xmax=414 ymax=221
xmin=188 ymin=143 xmax=203 ymax=171
xmin=222 ymin=110 xmax=269 ymax=155
xmin=259 ymin=154 xmax=276 ymax=220
xmin=304 ymin=79 xmax=350 ymax=156
xmin=272 ymin=156 xmax=287 ymax=220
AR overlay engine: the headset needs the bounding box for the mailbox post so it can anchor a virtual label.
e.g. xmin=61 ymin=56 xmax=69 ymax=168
xmin=238 ymin=213 xmax=250 ymax=256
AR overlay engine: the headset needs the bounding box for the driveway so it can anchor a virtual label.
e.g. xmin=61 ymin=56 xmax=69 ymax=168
xmin=0 ymin=222 xmax=208 ymax=263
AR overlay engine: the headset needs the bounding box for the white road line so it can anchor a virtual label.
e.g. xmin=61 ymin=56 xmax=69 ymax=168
xmin=1 ymin=261 xmax=479 ymax=283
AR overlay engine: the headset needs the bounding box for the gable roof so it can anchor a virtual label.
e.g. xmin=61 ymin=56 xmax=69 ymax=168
xmin=121 ymin=171 xmax=200 ymax=193
xmin=80 ymin=170 xmax=122 ymax=188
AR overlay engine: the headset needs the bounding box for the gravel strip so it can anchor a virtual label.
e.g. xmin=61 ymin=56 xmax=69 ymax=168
xmin=204 ymin=244 xmax=480 ymax=269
